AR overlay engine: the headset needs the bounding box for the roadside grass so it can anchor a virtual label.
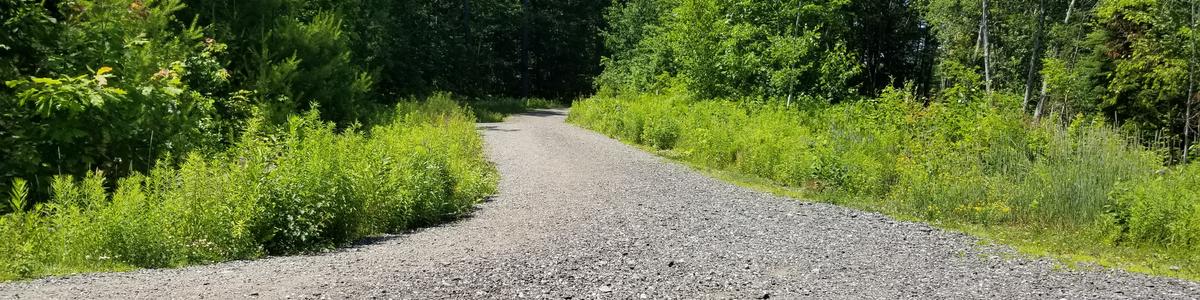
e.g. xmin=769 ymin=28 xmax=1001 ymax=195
xmin=646 ymin=137 xmax=1200 ymax=282
xmin=568 ymin=92 xmax=1200 ymax=281
xmin=0 ymin=94 xmax=498 ymax=281
xmin=958 ymin=224 xmax=1199 ymax=280
xmin=465 ymin=97 xmax=565 ymax=123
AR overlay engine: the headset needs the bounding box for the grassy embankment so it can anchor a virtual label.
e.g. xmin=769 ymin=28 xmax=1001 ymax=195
xmin=0 ymin=95 xmax=498 ymax=281
xmin=569 ymin=91 xmax=1200 ymax=281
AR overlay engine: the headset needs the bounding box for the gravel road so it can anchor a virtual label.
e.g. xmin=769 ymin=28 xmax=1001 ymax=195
xmin=3 ymin=109 xmax=1198 ymax=299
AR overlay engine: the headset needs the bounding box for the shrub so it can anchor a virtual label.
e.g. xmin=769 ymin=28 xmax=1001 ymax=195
xmin=1106 ymin=164 xmax=1200 ymax=252
xmin=0 ymin=97 xmax=497 ymax=280
xmin=1 ymin=0 xmax=230 ymax=200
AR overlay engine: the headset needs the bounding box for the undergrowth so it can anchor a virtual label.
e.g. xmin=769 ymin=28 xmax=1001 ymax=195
xmin=568 ymin=90 xmax=1200 ymax=280
xmin=0 ymin=94 xmax=498 ymax=281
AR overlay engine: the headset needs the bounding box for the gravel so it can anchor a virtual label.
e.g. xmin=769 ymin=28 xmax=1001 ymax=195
xmin=2 ymin=109 xmax=1197 ymax=299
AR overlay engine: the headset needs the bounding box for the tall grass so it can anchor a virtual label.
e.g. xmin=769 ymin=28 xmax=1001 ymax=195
xmin=0 ymin=94 xmax=497 ymax=280
xmin=569 ymin=90 xmax=1197 ymax=268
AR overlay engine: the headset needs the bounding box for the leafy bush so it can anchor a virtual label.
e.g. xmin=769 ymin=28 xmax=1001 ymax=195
xmin=0 ymin=96 xmax=497 ymax=280
xmin=1106 ymin=164 xmax=1200 ymax=253
xmin=1 ymin=0 xmax=230 ymax=201
xmin=570 ymin=91 xmax=1177 ymax=250
xmin=251 ymin=11 xmax=374 ymax=125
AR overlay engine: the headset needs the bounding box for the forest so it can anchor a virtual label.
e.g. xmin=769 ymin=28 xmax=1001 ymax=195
xmin=2 ymin=0 xmax=1199 ymax=280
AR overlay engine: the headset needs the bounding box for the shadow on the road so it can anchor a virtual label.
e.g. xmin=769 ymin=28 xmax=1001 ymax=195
xmin=347 ymin=195 xmax=497 ymax=248
xmin=522 ymin=109 xmax=567 ymax=117
xmin=477 ymin=125 xmax=520 ymax=132
xmin=351 ymin=235 xmax=403 ymax=246
xmin=478 ymin=195 xmax=498 ymax=203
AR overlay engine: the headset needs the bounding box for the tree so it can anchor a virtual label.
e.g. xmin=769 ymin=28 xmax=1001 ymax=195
xmin=844 ymin=0 xmax=938 ymax=97
xmin=982 ymin=0 xmax=993 ymax=96
xmin=1187 ymin=0 xmax=1197 ymax=162
xmin=1022 ymin=0 xmax=1047 ymax=111
xmin=1092 ymin=0 xmax=1192 ymax=143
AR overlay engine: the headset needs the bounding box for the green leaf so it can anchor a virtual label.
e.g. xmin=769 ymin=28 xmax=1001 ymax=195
xmin=30 ymin=77 xmax=62 ymax=85
xmin=163 ymin=87 xmax=184 ymax=96
xmin=9 ymin=178 xmax=28 ymax=214
xmin=89 ymin=94 xmax=104 ymax=107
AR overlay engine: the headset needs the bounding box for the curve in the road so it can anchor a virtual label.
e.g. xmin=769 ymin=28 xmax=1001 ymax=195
xmin=2 ymin=109 xmax=1197 ymax=299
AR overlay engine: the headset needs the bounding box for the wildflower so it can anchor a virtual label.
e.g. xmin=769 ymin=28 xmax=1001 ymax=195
xmin=95 ymin=66 xmax=113 ymax=87
xmin=129 ymin=0 xmax=148 ymax=18
xmin=153 ymin=68 xmax=172 ymax=80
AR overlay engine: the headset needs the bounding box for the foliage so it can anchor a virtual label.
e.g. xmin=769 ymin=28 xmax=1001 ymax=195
xmin=283 ymin=0 xmax=609 ymax=99
xmin=0 ymin=96 xmax=497 ymax=280
xmin=595 ymin=0 xmax=864 ymax=103
xmin=1091 ymin=0 xmax=1194 ymax=143
xmin=598 ymin=0 xmax=1200 ymax=154
xmin=596 ymin=0 xmax=949 ymax=102
xmin=1 ymin=0 xmax=230 ymax=203
xmin=1 ymin=0 xmax=609 ymax=205
xmin=1106 ymin=163 xmax=1200 ymax=254
xmin=258 ymin=12 xmax=373 ymax=124
xmin=569 ymin=92 xmax=1195 ymax=267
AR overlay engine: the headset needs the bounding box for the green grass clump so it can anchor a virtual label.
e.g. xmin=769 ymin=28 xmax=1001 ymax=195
xmin=569 ymin=91 xmax=1198 ymax=279
xmin=0 ymin=94 xmax=497 ymax=281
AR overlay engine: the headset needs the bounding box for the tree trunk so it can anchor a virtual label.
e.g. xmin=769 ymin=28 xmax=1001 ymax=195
xmin=1035 ymin=0 xmax=1076 ymax=121
xmin=520 ymin=0 xmax=532 ymax=98
xmin=1064 ymin=0 xmax=1075 ymax=24
xmin=1186 ymin=0 xmax=1197 ymax=163
xmin=462 ymin=0 xmax=474 ymax=84
xmin=1034 ymin=73 xmax=1048 ymax=120
xmin=463 ymin=0 xmax=472 ymax=45
xmin=975 ymin=19 xmax=984 ymax=55
xmin=788 ymin=0 xmax=803 ymax=106
xmin=982 ymin=0 xmax=993 ymax=97
xmin=1023 ymin=0 xmax=1047 ymax=111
